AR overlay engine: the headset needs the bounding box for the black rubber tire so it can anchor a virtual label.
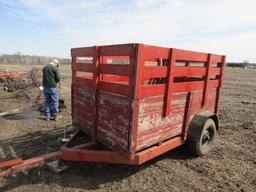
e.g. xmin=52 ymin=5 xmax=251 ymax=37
xmin=188 ymin=118 xmax=216 ymax=156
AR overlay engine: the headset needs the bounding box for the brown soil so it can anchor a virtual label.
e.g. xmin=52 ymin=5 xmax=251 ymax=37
xmin=0 ymin=65 xmax=255 ymax=192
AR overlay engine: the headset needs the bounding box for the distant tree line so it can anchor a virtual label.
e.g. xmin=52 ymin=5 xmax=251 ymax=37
xmin=0 ymin=52 xmax=71 ymax=65
xmin=227 ymin=60 xmax=256 ymax=69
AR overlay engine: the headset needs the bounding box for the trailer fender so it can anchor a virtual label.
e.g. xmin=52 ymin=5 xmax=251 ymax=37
xmin=188 ymin=112 xmax=219 ymax=140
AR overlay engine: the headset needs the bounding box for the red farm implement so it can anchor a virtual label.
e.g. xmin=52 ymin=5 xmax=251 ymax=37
xmin=0 ymin=72 xmax=22 ymax=79
xmin=0 ymin=43 xmax=225 ymax=177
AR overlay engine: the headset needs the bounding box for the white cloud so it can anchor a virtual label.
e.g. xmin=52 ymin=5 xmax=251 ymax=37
xmin=1 ymin=0 xmax=256 ymax=61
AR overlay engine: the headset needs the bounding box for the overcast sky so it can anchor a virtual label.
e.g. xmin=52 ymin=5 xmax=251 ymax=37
xmin=0 ymin=0 xmax=255 ymax=62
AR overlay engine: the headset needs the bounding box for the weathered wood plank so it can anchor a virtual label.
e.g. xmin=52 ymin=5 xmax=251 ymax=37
xmin=135 ymin=88 xmax=217 ymax=151
xmin=96 ymin=92 xmax=131 ymax=152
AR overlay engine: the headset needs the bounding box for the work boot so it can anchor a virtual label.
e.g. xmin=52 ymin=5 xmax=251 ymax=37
xmin=51 ymin=113 xmax=61 ymax=121
xmin=44 ymin=116 xmax=50 ymax=121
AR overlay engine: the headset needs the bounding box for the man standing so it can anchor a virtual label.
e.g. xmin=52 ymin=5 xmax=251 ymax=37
xmin=42 ymin=59 xmax=61 ymax=121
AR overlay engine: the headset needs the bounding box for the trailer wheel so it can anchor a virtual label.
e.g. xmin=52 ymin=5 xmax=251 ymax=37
xmin=188 ymin=118 xmax=216 ymax=156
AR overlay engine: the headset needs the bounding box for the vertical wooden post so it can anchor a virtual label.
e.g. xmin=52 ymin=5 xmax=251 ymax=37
xmin=219 ymin=55 xmax=226 ymax=87
xmin=133 ymin=44 xmax=144 ymax=99
xmin=164 ymin=48 xmax=176 ymax=117
xmin=71 ymin=56 xmax=76 ymax=123
xmin=93 ymin=46 xmax=100 ymax=88
xmin=214 ymin=55 xmax=226 ymax=113
xmin=129 ymin=44 xmax=137 ymax=98
xmin=128 ymin=44 xmax=143 ymax=154
xmin=202 ymin=53 xmax=212 ymax=107
xmin=92 ymin=46 xmax=100 ymax=140
xmin=182 ymin=92 xmax=192 ymax=140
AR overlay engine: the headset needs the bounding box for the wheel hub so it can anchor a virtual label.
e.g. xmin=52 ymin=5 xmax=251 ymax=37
xmin=202 ymin=129 xmax=211 ymax=145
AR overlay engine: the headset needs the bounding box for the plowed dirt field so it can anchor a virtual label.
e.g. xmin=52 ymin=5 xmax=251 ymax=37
xmin=0 ymin=65 xmax=255 ymax=192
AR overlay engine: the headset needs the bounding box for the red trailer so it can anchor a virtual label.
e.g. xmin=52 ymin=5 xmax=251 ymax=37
xmin=0 ymin=43 xmax=225 ymax=176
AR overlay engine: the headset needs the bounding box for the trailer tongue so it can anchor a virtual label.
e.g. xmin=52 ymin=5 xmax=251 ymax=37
xmin=0 ymin=130 xmax=184 ymax=176
xmin=0 ymin=43 xmax=225 ymax=177
xmin=0 ymin=152 xmax=61 ymax=177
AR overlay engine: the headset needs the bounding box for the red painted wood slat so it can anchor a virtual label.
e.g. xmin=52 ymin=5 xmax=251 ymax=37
xmin=141 ymin=66 xmax=221 ymax=79
xmin=172 ymin=81 xmax=204 ymax=92
xmin=142 ymin=66 xmax=168 ymax=79
xmin=174 ymin=67 xmax=206 ymax=77
xmin=142 ymin=45 xmax=169 ymax=61
xmin=102 ymin=76 xmax=129 ymax=82
xmin=100 ymin=44 xmax=135 ymax=56
xmin=140 ymin=79 xmax=219 ymax=98
xmin=71 ymin=47 xmax=94 ymax=57
xmin=73 ymin=77 xmax=95 ymax=89
xmin=73 ymin=63 xmax=94 ymax=72
xmin=99 ymin=64 xmax=130 ymax=76
xmin=99 ymin=81 xmax=130 ymax=96
xmin=140 ymin=84 xmax=165 ymax=97
xmin=211 ymin=54 xmax=223 ymax=63
xmin=175 ymin=49 xmax=208 ymax=62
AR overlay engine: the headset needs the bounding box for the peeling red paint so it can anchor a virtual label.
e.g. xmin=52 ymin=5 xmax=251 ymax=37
xmin=71 ymin=43 xmax=224 ymax=156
